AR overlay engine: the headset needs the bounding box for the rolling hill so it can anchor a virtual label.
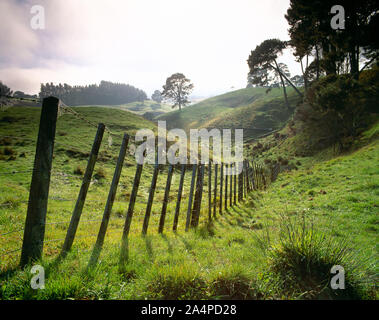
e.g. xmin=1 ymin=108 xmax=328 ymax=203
xmin=157 ymin=87 xmax=301 ymax=140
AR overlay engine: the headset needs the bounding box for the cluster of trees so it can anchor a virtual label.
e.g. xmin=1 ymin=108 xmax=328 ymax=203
xmin=247 ymin=1 xmax=378 ymax=149
xmin=39 ymin=80 xmax=147 ymax=106
xmin=286 ymin=1 xmax=379 ymax=149
xmin=286 ymin=0 xmax=379 ymax=83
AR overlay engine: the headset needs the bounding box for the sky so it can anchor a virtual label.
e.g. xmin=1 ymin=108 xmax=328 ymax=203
xmin=0 ymin=0 xmax=301 ymax=98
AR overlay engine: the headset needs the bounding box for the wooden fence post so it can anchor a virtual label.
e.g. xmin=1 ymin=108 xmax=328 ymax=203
xmin=196 ymin=164 xmax=205 ymax=227
xmin=60 ymin=123 xmax=105 ymax=258
xmin=244 ymin=160 xmax=248 ymax=198
xmin=233 ymin=163 xmax=237 ymax=205
xmin=230 ymin=163 xmax=233 ymax=207
xmin=208 ymin=160 xmax=212 ymax=222
xmin=20 ymin=97 xmax=59 ymax=267
xmin=173 ymin=164 xmax=186 ymax=231
xmin=224 ymin=163 xmax=228 ymax=210
xmin=238 ymin=162 xmax=243 ymax=202
xmin=191 ymin=164 xmax=204 ymax=228
xmin=185 ymin=163 xmax=197 ymax=231
xmin=158 ymin=164 xmax=174 ymax=233
xmin=142 ymin=158 xmax=159 ymax=235
xmin=88 ymin=133 xmax=129 ymax=267
xmin=219 ymin=162 xmax=224 ymax=215
xmin=119 ymin=163 xmax=144 ymax=265
xmin=246 ymin=161 xmax=251 ymax=193
xmin=213 ymin=163 xmax=218 ymax=218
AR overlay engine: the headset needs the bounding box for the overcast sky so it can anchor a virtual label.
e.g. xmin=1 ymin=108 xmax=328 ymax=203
xmin=0 ymin=0 xmax=301 ymax=98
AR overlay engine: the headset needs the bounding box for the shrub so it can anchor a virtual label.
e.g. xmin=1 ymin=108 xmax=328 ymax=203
xmin=304 ymin=70 xmax=379 ymax=150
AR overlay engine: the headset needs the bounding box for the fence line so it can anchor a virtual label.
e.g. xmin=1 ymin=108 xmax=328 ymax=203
xmin=1 ymin=96 xmax=281 ymax=268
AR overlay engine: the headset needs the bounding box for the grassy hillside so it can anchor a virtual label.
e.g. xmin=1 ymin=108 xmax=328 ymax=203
xmin=158 ymin=87 xmax=301 ymax=140
xmin=0 ymin=104 xmax=377 ymax=300
xmin=0 ymin=105 xmax=214 ymax=272
xmin=77 ymin=100 xmax=172 ymax=116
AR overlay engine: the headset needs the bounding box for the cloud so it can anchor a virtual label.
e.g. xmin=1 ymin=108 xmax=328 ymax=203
xmin=0 ymin=0 xmax=300 ymax=96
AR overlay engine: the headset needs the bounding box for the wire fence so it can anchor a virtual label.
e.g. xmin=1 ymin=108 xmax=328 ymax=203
xmin=0 ymin=95 xmax=277 ymax=268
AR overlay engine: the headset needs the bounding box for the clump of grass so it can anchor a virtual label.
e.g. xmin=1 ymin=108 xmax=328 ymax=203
xmin=73 ymin=165 xmax=84 ymax=176
xmin=144 ymin=264 xmax=208 ymax=300
xmin=262 ymin=215 xmax=374 ymax=299
xmin=0 ymin=147 xmax=17 ymax=156
xmin=94 ymin=168 xmax=106 ymax=180
xmin=210 ymin=266 xmax=264 ymax=300
xmin=1 ymin=196 xmax=21 ymax=208
xmin=0 ymin=137 xmax=12 ymax=146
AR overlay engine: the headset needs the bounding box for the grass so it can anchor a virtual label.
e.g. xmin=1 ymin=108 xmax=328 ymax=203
xmin=75 ymin=100 xmax=173 ymax=119
xmin=0 ymin=97 xmax=377 ymax=300
xmin=158 ymin=87 xmax=301 ymax=141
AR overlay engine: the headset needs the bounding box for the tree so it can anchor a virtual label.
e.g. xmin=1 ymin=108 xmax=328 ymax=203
xmin=151 ymin=90 xmax=163 ymax=103
xmin=247 ymin=39 xmax=302 ymax=109
xmin=162 ymin=73 xmax=194 ymax=111
xmin=0 ymin=81 xmax=12 ymax=97
xmin=286 ymin=0 xmax=379 ymax=80
xmin=290 ymin=75 xmax=305 ymax=87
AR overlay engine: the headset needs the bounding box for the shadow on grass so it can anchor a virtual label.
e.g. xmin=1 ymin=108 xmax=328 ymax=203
xmin=144 ymin=235 xmax=154 ymax=261
xmin=160 ymin=234 xmax=173 ymax=254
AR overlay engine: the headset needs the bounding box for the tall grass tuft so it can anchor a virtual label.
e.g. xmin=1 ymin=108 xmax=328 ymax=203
xmin=256 ymin=214 xmax=376 ymax=299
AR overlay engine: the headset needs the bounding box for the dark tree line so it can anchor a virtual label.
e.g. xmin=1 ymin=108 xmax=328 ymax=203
xmin=286 ymin=0 xmax=379 ymax=82
xmin=39 ymin=80 xmax=147 ymax=106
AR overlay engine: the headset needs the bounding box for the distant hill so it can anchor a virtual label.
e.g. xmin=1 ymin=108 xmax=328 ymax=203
xmin=157 ymin=87 xmax=301 ymax=141
xmin=73 ymin=100 xmax=173 ymax=118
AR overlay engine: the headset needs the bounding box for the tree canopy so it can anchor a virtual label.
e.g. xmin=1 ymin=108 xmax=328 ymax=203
xmin=151 ymin=90 xmax=163 ymax=103
xmin=162 ymin=73 xmax=194 ymax=111
xmin=39 ymin=81 xmax=147 ymax=106
xmin=286 ymin=0 xmax=379 ymax=79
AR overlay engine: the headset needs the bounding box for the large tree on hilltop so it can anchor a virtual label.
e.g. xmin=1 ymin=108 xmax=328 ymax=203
xmin=162 ymin=73 xmax=194 ymax=111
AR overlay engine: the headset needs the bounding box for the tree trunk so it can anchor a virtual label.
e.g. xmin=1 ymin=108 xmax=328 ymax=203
xmin=274 ymin=60 xmax=290 ymax=110
xmin=315 ymin=45 xmax=320 ymax=80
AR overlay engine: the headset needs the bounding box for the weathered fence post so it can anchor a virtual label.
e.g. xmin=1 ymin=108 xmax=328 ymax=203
xmin=142 ymin=158 xmax=159 ymax=235
xmin=230 ymin=163 xmax=233 ymax=207
xmin=185 ymin=163 xmax=197 ymax=231
xmin=88 ymin=133 xmax=129 ymax=267
xmin=20 ymin=97 xmax=59 ymax=267
xmin=191 ymin=164 xmax=205 ymax=228
xmin=224 ymin=163 xmax=228 ymax=210
xmin=60 ymin=123 xmax=105 ymax=258
xmin=244 ymin=160 xmax=248 ymax=198
xmin=158 ymin=164 xmax=174 ymax=233
xmin=219 ymin=162 xmax=224 ymax=215
xmin=233 ymin=162 xmax=237 ymax=205
xmin=119 ymin=163 xmax=144 ymax=265
xmin=246 ymin=161 xmax=251 ymax=193
xmin=208 ymin=160 xmax=212 ymax=222
xmin=213 ymin=163 xmax=218 ymax=218
xmin=238 ymin=162 xmax=243 ymax=202
xmin=173 ymin=164 xmax=186 ymax=231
